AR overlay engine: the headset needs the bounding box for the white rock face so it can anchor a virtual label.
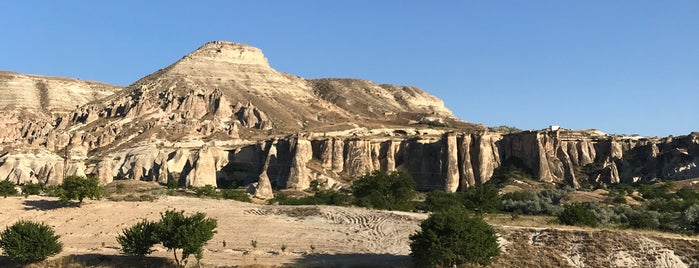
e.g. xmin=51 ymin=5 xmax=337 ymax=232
xmin=287 ymin=138 xmax=313 ymax=190
xmin=0 ymin=40 xmax=696 ymax=194
xmin=0 ymin=71 xmax=121 ymax=113
xmin=185 ymin=146 xmax=217 ymax=187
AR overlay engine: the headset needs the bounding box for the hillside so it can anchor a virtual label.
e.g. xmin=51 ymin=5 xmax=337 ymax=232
xmin=0 ymin=40 xmax=696 ymax=195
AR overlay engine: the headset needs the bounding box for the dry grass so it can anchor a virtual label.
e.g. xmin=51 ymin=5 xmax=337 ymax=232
xmin=104 ymin=180 xmax=163 ymax=202
xmin=484 ymin=213 xmax=555 ymax=228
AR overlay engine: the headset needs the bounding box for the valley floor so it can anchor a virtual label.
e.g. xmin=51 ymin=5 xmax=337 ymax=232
xmin=0 ymin=195 xmax=697 ymax=267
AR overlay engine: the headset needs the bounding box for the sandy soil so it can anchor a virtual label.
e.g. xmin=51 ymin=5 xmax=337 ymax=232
xmin=0 ymin=195 xmax=425 ymax=267
xmin=2 ymin=194 xmax=698 ymax=268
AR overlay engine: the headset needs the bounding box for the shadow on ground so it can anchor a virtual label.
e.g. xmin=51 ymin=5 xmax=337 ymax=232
xmin=22 ymin=199 xmax=71 ymax=210
xmin=0 ymin=254 xmax=176 ymax=268
xmin=0 ymin=252 xmax=411 ymax=268
xmin=288 ymin=253 xmax=412 ymax=268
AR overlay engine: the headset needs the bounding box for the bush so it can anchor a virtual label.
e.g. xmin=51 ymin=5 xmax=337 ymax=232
xmin=0 ymin=180 xmax=18 ymax=198
xmin=558 ymin=203 xmax=599 ymax=227
xmin=0 ymin=220 xmax=62 ymax=262
xmin=21 ymin=182 xmax=42 ymax=197
xmin=269 ymin=190 xmax=351 ymax=206
xmin=351 ymin=170 xmax=416 ymax=211
xmin=501 ymin=189 xmax=569 ymax=215
xmin=59 ymin=176 xmax=103 ymax=206
xmin=462 ymin=183 xmax=501 ymax=214
xmin=193 ymin=185 xmax=220 ymax=198
xmin=117 ymin=220 xmax=158 ymax=257
xmin=117 ymin=210 xmax=217 ymax=266
xmin=166 ymin=178 xmax=179 ymax=189
xmin=423 ymin=191 xmax=462 ymax=212
xmin=638 ymin=183 xmax=673 ymax=200
xmin=488 ymin=125 xmax=522 ymax=133
xmin=221 ymin=189 xmax=252 ymax=202
xmin=676 ymin=187 xmax=699 ymax=201
xmin=410 ymin=208 xmax=500 ymax=267
xmin=682 ymin=203 xmax=699 ymax=233
xmin=611 ymin=183 xmax=635 ymax=196
xmin=612 ymin=195 xmax=627 ymax=204
xmin=156 ymin=210 xmax=217 ymax=266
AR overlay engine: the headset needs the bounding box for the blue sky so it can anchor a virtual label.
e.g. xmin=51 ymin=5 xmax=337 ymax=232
xmin=1 ymin=1 xmax=697 ymax=137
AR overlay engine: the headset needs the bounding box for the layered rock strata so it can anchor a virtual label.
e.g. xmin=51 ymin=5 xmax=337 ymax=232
xmin=1 ymin=41 xmax=697 ymax=195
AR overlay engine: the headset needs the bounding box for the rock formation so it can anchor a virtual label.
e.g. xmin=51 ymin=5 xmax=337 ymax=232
xmin=0 ymin=41 xmax=697 ymax=196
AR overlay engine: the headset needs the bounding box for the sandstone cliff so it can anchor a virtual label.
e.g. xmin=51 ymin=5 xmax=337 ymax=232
xmin=0 ymin=41 xmax=696 ymax=195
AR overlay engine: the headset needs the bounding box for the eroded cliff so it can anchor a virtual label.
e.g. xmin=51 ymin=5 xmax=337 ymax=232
xmin=0 ymin=41 xmax=697 ymax=195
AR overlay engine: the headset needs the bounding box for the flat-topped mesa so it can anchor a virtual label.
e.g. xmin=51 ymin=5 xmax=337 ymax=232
xmin=172 ymin=41 xmax=271 ymax=70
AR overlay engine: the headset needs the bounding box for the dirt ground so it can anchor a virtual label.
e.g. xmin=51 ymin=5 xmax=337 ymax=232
xmin=1 ymin=193 xmax=698 ymax=268
xmin=0 ymin=195 xmax=424 ymax=267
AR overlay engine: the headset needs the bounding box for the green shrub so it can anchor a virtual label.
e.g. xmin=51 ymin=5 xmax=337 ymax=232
xmin=676 ymin=187 xmax=699 ymax=201
xmin=612 ymin=195 xmax=627 ymax=204
xmin=638 ymin=183 xmax=673 ymax=199
xmin=488 ymin=125 xmax=522 ymax=133
xmin=611 ymin=183 xmax=635 ymax=196
xmin=351 ymin=170 xmax=416 ymax=211
xmin=682 ymin=203 xmax=699 ymax=233
xmin=115 ymin=183 xmax=125 ymax=194
xmin=20 ymin=182 xmax=42 ymax=197
xmin=117 ymin=220 xmax=158 ymax=257
xmin=423 ymin=184 xmax=501 ymax=214
xmin=646 ymin=197 xmax=695 ymax=213
xmin=0 ymin=220 xmax=62 ymax=262
xmin=558 ymin=203 xmax=599 ymax=227
xmin=269 ymin=190 xmax=351 ymax=206
xmin=116 ymin=210 xmax=217 ymax=266
xmin=59 ymin=176 xmax=103 ymax=206
xmin=166 ymin=178 xmax=179 ymax=189
xmin=221 ymin=189 xmax=252 ymax=202
xmin=501 ymin=189 xmax=569 ymax=215
xmin=614 ymin=205 xmax=661 ymax=230
xmin=0 ymin=180 xmax=17 ymax=198
xmin=410 ymin=208 xmax=500 ymax=267
xmin=311 ymin=190 xmax=352 ymax=206
xmin=423 ymin=191 xmax=462 ymax=212
xmin=501 ymin=190 xmax=537 ymax=202
xmin=156 ymin=210 xmax=217 ymax=266
xmin=193 ymin=185 xmax=220 ymax=198
xmin=462 ymin=183 xmax=501 ymax=214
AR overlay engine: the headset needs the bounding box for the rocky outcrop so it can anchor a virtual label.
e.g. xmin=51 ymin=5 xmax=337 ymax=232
xmin=0 ymin=71 xmax=121 ymax=114
xmin=1 ymin=41 xmax=696 ymax=192
xmin=287 ymin=138 xmax=313 ymax=190
xmin=2 ymin=129 xmax=697 ymax=193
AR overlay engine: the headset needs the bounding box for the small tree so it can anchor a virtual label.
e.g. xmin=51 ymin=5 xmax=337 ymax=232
xmin=20 ymin=182 xmax=42 ymax=197
xmin=423 ymin=191 xmax=462 ymax=212
xmin=351 ymin=170 xmax=416 ymax=211
xmin=156 ymin=210 xmax=217 ymax=266
xmin=410 ymin=208 xmax=500 ymax=267
xmin=558 ymin=203 xmax=599 ymax=227
xmin=117 ymin=219 xmax=159 ymax=257
xmin=59 ymin=176 xmax=103 ymax=206
xmin=462 ymin=183 xmax=502 ymax=215
xmin=0 ymin=220 xmax=62 ymax=263
xmin=0 ymin=180 xmax=18 ymax=198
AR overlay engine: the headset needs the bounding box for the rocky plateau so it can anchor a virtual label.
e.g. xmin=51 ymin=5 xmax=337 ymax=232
xmin=1 ymin=41 xmax=697 ymax=197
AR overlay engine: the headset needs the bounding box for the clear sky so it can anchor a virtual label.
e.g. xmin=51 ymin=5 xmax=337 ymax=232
xmin=1 ymin=1 xmax=697 ymax=137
